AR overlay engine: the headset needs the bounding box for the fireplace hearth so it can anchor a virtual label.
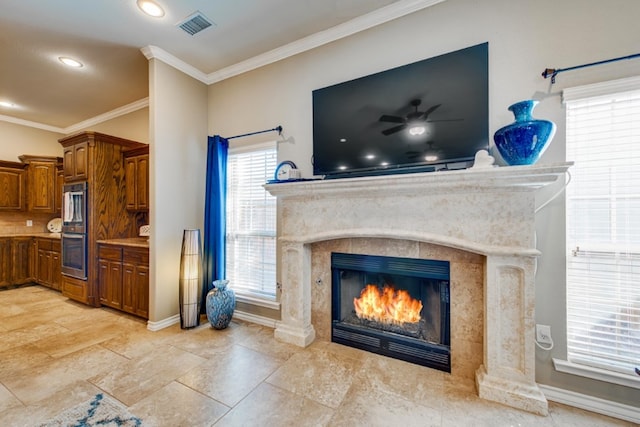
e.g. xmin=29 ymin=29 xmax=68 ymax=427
xmin=331 ymin=252 xmax=451 ymax=371
xmin=265 ymin=163 xmax=571 ymax=415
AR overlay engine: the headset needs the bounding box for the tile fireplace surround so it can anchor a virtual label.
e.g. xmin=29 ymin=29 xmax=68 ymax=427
xmin=265 ymin=163 xmax=571 ymax=416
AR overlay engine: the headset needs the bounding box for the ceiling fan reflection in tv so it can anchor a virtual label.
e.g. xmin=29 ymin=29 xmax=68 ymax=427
xmin=378 ymin=99 xmax=462 ymax=136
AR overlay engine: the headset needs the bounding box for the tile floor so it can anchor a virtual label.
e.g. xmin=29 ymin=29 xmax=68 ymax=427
xmin=0 ymin=285 xmax=635 ymax=426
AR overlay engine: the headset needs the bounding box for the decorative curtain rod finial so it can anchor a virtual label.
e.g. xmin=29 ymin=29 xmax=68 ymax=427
xmin=542 ymin=68 xmax=558 ymax=83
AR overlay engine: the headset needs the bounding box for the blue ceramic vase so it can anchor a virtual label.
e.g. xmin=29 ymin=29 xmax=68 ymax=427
xmin=493 ymin=100 xmax=556 ymax=165
xmin=206 ymin=280 xmax=236 ymax=329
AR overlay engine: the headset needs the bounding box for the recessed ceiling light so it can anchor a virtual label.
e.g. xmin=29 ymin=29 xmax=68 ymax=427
xmin=137 ymin=0 xmax=165 ymax=17
xmin=0 ymin=101 xmax=16 ymax=108
xmin=59 ymin=57 xmax=83 ymax=68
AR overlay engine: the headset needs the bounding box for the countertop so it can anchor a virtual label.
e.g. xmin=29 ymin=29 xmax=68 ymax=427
xmin=0 ymin=232 xmax=61 ymax=239
xmin=97 ymin=237 xmax=149 ymax=248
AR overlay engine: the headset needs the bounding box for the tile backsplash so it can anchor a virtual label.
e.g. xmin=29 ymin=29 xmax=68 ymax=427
xmin=0 ymin=212 xmax=60 ymax=234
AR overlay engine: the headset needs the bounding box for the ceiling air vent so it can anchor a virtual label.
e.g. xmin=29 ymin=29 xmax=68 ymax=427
xmin=177 ymin=11 xmax=214 ymax=36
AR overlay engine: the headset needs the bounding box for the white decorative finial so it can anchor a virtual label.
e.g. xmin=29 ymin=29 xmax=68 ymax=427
xmin=471 ymin=150 xmax=496 ymax=169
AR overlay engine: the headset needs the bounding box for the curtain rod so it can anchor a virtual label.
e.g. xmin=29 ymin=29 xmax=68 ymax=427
xmin=542 ymin=53 xmax=640 ymax=84
xmin=225 ymin=125 xmax=283 ymax=140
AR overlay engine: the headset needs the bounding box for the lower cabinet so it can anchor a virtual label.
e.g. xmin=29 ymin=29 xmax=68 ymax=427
xmin=0 ymin=238 xmax=13 ymax=287
xmin=98 ymin=243 xmax=149 ymax=319
xmin=12 ymin=237 xmax=34 ymax=285
xmin=0 ymin=237 xmax=31 ymax=287
xmin=35 ymin=238 xmax=61 ymax=290
xmin=61 ymin=276 xmax=89 ymax=303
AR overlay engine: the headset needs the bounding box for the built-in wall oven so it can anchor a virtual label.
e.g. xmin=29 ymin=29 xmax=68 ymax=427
xmin=61 ymin=182 xmax=88 ymax=279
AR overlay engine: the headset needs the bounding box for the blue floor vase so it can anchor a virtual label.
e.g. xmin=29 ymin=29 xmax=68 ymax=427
xmin=206 ymin=279 xmax=236 ymax=329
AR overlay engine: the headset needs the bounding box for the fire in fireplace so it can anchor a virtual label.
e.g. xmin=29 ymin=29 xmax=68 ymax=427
xmin=331 ymin=252 xmax=451 ymax=372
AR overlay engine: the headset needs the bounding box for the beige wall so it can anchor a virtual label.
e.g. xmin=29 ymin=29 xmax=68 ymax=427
xmin=0 ymin=107 xmax=148 ymax=164
xmin=73 ymin=107 xmax=149 ymax=143
xmin=207 ymin=0 xmax=640 ymax=407
xmin=148 ymin=59 xmax=208 ymax=323
xmin=0 ymin=121 xmax=63 ymax=161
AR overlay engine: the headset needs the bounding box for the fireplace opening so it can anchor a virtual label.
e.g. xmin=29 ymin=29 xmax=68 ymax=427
xmin=331 ymin=252 xmax=451 ymax=372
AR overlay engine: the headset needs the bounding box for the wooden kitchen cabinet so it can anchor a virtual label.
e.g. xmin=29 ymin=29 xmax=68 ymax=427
xmin=0 ymin=161 xmax=26 ymax=211
xmin=35 ymin=238 xmax=62 ymax=290
xmin=98 ymin=245 xmax=123 ymax=310
xmin=50 ymin=241 xmax=61 ymax=290
xmin=97 ymin=242 xmax=149 ymax=319
xmin=122 ymin=247 xmax=149 ymax=318
xmin=58 ymin=132 xmax=147 ymax=307
xmin=0 ymin=238 xmax=12 ymax=287
xmin=54 ymin=166 xmax=64 ymax=214
xmin=63 ymin=141 xmax=88 ymax=181
xmin=19 ymin=156 xmax=62 ymax=213
xmin=0 ymin=236 xmax=36 ymax=288
xmin=123 ymin=146 xmax=149 ymax=211
xmin=12 ymin=237 xmax=34 ymax=285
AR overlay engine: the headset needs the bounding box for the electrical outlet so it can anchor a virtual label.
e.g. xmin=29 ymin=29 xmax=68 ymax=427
xmin=26 ymin=220 xmax=33 ymax=227
xmin=536 ymin=324 xmax=552 ymax=344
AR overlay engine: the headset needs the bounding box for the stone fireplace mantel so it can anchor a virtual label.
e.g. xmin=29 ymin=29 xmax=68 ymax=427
xmin=265 ymin=163 xmax=571 ymax=415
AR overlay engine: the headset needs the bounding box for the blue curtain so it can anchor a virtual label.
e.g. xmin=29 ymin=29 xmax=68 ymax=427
xmin=202 ymin=135 xmax=229 ymax=310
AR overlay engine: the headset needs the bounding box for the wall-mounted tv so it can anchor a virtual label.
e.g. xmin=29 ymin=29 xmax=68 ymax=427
xmin=312 ymin=42 xmax=488 ymax=178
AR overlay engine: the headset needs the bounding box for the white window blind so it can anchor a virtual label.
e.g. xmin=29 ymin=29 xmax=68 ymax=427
xmin=565 ymin=79 xmax=640 ymax=375
xmin=226 ymin=143 xmax=277 ymax=300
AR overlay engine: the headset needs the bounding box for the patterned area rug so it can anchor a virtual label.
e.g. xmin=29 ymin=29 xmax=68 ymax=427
xmin=39 ymin=393 xmax=142 ymax=427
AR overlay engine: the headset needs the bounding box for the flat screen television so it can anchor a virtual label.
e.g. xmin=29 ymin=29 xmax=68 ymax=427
xmin=312 ymin=42 xmax=488 ymax=178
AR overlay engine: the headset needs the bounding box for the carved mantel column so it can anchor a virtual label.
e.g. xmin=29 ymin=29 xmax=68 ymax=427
xmin=274 ymin=242 xmax=316 ymax=346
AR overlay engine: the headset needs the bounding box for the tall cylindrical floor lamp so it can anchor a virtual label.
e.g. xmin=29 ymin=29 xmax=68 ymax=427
xmin=179 ymin=229 xmax=202 ymax=329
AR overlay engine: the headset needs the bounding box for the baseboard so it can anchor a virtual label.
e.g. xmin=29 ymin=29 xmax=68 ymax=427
xmin=539 ymin=384 xmax=640 ymax=424
xmin=146 ymin=314 xmax=180 ymax=331
xmin=233 ymin=310 xmax=278 ymax=329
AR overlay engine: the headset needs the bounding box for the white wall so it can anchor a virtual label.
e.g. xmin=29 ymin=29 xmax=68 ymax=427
xmin=149 ymin=59 xmax=208 ymax=323
xmin=207 ymin=0 xmax=640 ymax=407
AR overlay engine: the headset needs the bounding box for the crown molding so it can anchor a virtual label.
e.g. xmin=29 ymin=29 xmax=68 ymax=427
xmin=206 ymin=0 xmax=446 ymax=83
xmin=63 ymin=97 xmax=149 ymax=134
xmin=0 ymin=98 xmax=149 ymax=135
xmin=0 ymin=114 xmax=64 ymax=134
xmin=140 ymin=0 xmax=446 ymax=85
xmin=141 ymin=45 xmax=209 ymax=83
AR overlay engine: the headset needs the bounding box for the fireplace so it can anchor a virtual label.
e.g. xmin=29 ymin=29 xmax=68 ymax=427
xmin=264 ymin=163 xmax=571 ymax=415
xmin=331 ymin=252 xmax=451 ymax=372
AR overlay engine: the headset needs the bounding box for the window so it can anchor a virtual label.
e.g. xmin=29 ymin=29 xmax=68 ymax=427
xmin=564 ymin=77 xmax=640 ymax=377
xmin=225 ymin=142 xmax=277 ymax=300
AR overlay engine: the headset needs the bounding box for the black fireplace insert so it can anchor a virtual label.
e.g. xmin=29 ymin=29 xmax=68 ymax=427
xmin=331 ymin=252 xmax=451 ymax=372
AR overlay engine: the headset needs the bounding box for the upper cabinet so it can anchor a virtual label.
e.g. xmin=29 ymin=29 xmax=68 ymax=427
xmin=0 ymin=161 xmax=26 ymax=211
xmin=63 ymin=141 xmax=88 ymax=182
xmin=19 ymin=155 xmax=63 ymax=214
xmin=123 ymin=146 xmax=149 ymax=211
xmin=54 ymin=164 xmax=64 ymax=214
